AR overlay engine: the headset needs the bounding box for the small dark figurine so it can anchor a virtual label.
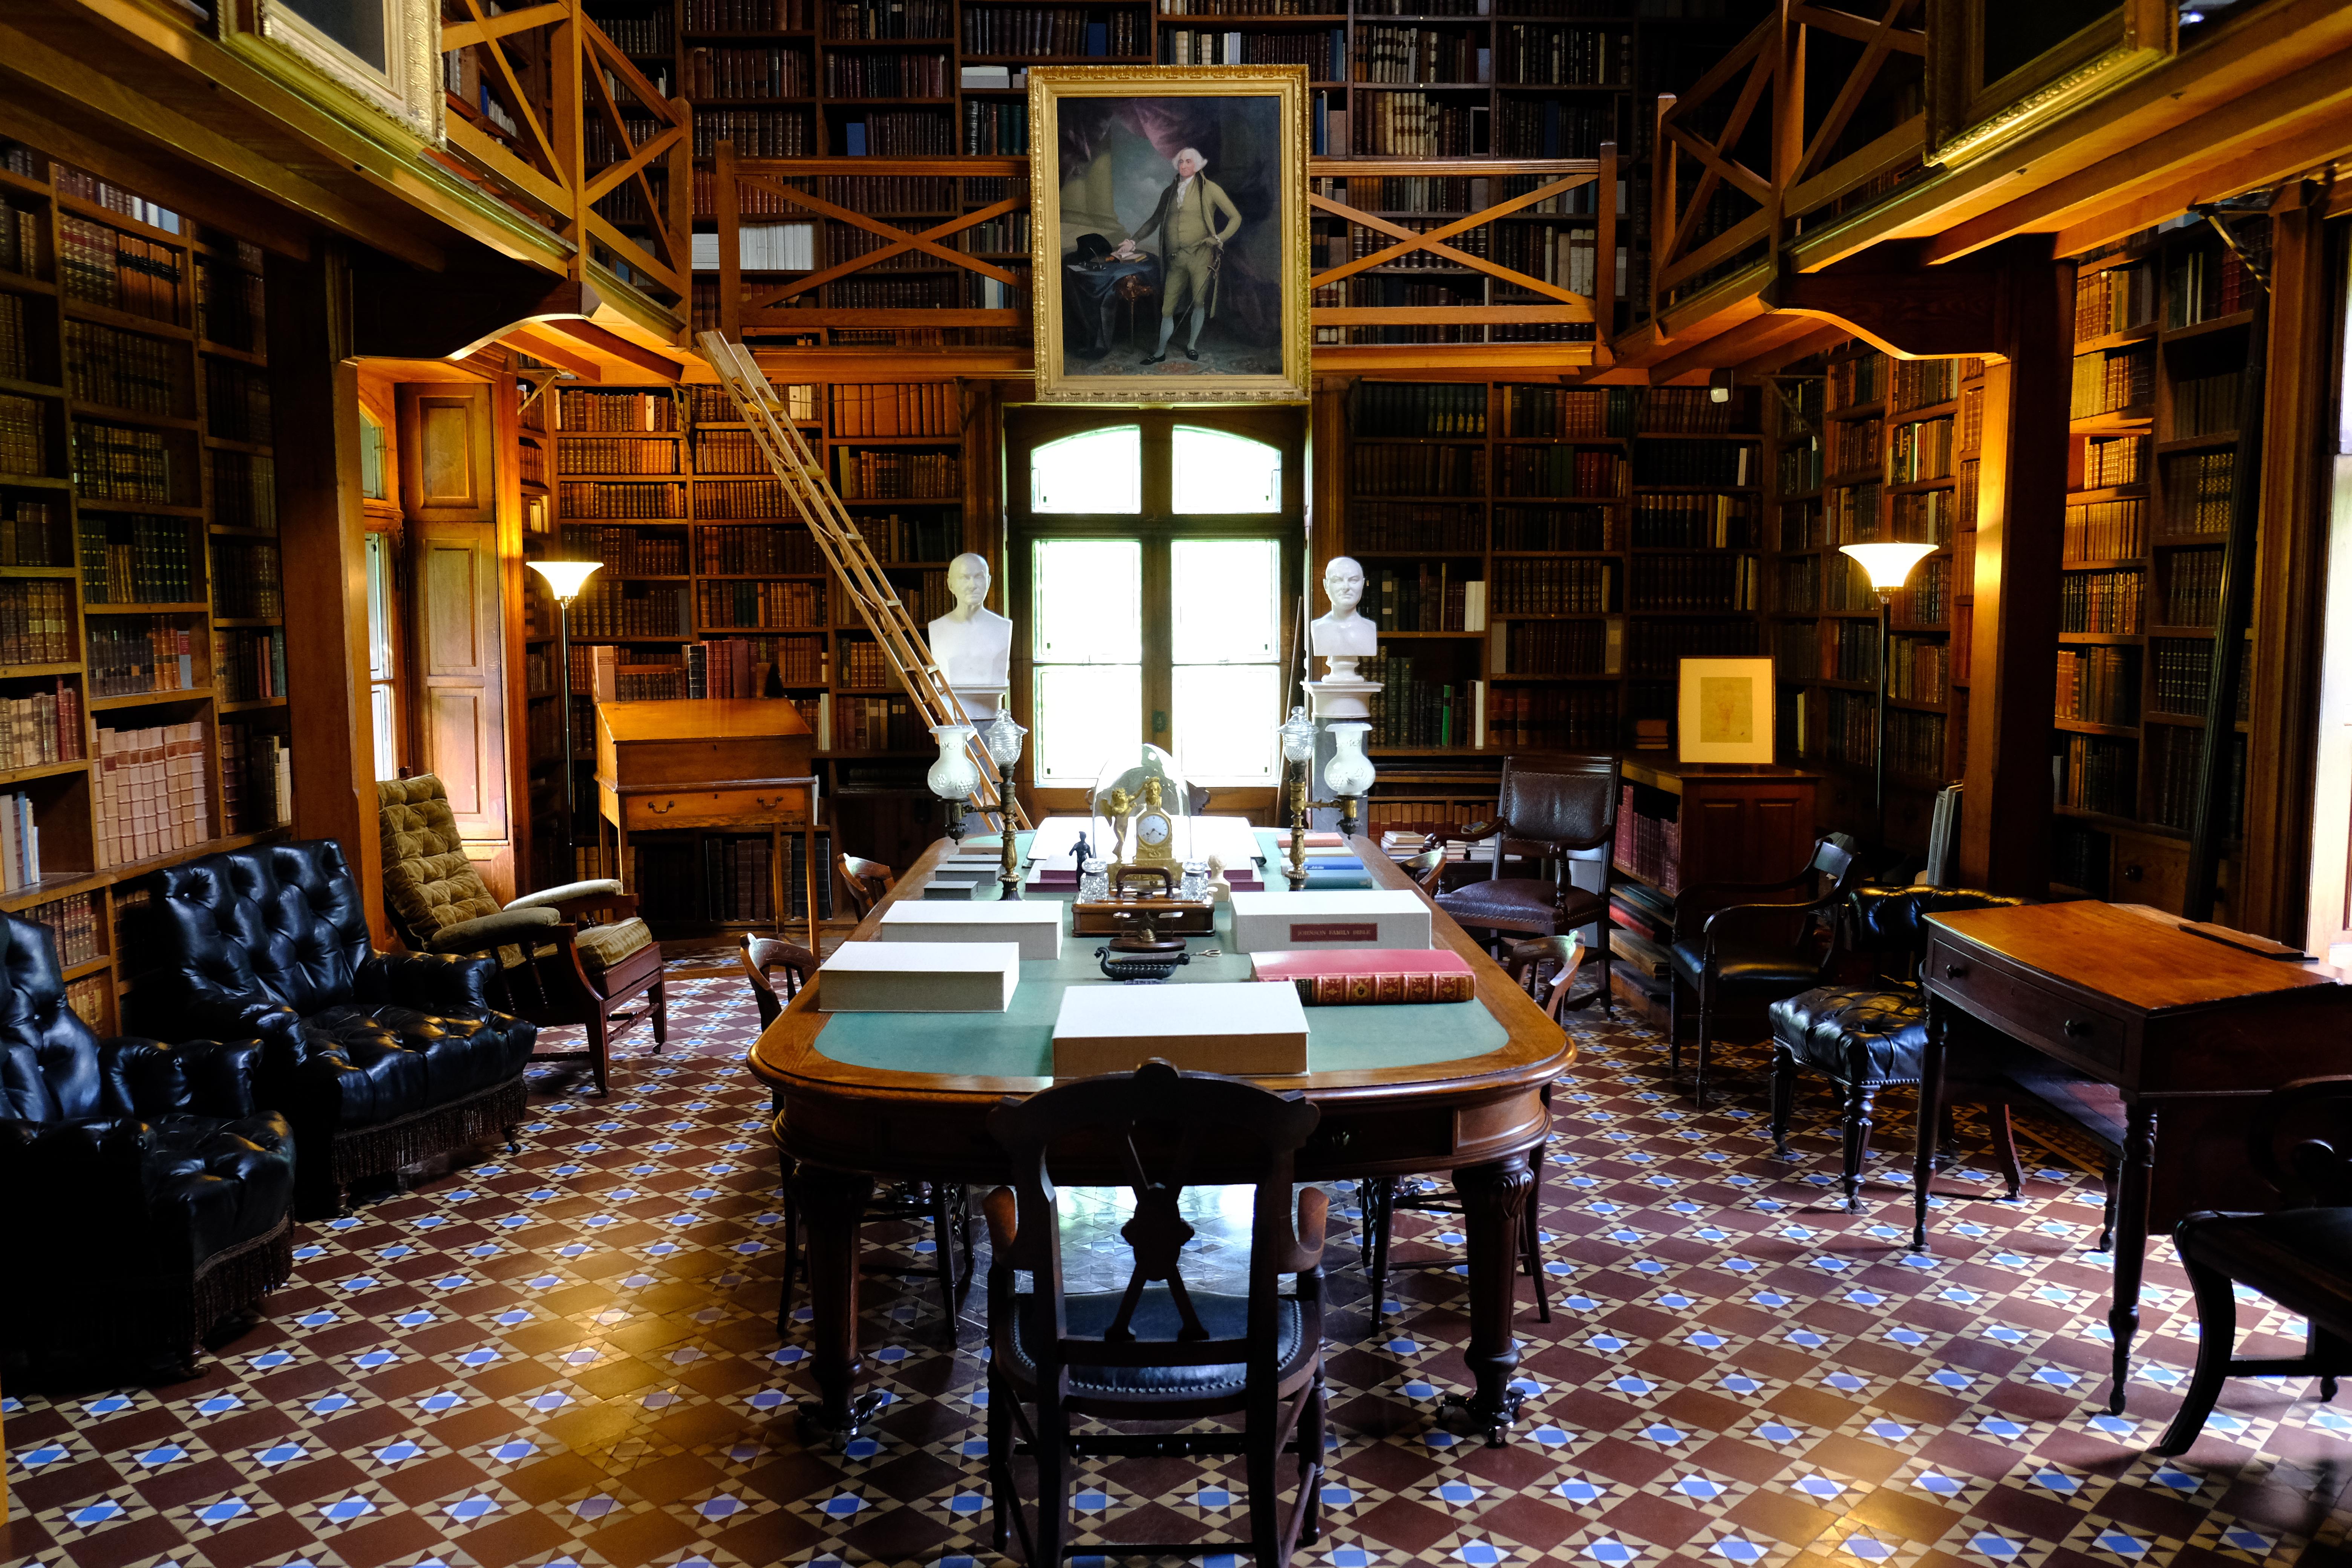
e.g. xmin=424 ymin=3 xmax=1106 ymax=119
xmin=1073 ymin=831 xmax=1093 ymax=867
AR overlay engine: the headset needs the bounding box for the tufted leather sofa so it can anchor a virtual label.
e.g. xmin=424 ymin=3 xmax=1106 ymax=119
xmin=0 ymin=911 xmax=296 ymax=1376
xmin=377 ymin=774 xmax=663 ymax=1097
xmin=124 ymin=840 xmax=537 ymax=1216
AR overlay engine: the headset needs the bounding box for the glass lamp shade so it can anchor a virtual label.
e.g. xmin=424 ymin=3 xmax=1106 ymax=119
xmin=1324 ymin=721 xmax=1376 ymax=797
xmin=1278 ymin=705 xmax=1316 ymax=765
xmin=1839 ymin=542 xmax=1937 ymax=595
xmin=983 ymin=709 xmax=1027 ymax=768
xmin=527 ymin=558 xmax=603 ymax=602
xmin=927 ymin=724 xmax=981 ymax=801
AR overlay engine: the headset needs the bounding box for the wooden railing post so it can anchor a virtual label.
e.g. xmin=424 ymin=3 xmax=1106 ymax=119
xmin=551 ymin=0 xmax=586 ymax=282
xmin=1596 ymin=142 xmax=1617 ymax=339
xmin=716 ymin=139 xmax=742 ymax=342
xmin=1651 ymin=94 xmax=1675 ymax=329
xmin=1770 ymin=2 xmax=1802 ymax=253
xmin=669 ymin=96 xmax=694 ymax=333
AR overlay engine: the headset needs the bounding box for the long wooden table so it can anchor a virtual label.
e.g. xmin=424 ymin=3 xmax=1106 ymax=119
xmin=1914 ymin=900 xmax=2350 ymax=1412
xmin=746 ymin=834 xmax=1574 ymax=1446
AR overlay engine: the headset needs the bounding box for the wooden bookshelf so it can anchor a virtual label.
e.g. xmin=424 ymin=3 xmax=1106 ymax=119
xmin=0 ymin=140 xmax=294 ymax=1034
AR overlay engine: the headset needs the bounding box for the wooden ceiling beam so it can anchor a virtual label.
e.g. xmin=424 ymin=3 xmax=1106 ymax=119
xmin=2046 ymin=106 xmax=2352 ymax=258
xmin=534 ymin=318 xmax=686 ymax=383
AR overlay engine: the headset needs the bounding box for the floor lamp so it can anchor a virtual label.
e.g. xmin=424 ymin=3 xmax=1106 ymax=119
xmin=1838 ymin=542 xmax=1936 ymax=849
xmin=527 ymin=558 xmax=604 ymax=881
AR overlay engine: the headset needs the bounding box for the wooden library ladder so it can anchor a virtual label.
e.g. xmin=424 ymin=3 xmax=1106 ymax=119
xmin=697 ymin=331 xmax=1031 ymax=834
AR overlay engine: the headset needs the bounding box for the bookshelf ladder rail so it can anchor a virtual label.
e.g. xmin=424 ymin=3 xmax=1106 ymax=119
xmin=696 ymin=331 xmax=1031 ymax=833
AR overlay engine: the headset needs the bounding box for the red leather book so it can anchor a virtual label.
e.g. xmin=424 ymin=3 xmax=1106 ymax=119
xmin=1250 ymin=948 xmax=1476 ymax=1006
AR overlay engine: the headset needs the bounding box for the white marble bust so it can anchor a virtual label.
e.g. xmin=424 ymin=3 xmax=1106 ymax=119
xmin=929 ymin=551 xmax=1013 ymax=721
xmin=1309 ymin=555 xmax=1377 ymax=680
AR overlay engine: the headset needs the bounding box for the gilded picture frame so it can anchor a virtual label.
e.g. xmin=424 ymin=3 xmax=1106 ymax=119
xmin=1924 ymin=0 xmax=2174 ymax=170
xmin=1677 ymin=657 xmax=1776 ymax=767
xmin=236 ymin=0 xmax=444 ymax=145
xmin=1028 ymin=66 xmax=1310 ymax=404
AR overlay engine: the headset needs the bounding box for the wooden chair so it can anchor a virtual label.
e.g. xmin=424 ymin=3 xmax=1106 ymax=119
xmin=1433 ymin=754 xmax=1620 ymax=1014
xmin=1396 ymin=841 xmax=1448 ymax=893
xmin=1665 ymin=832 xmax=1863 ymax=1107
xmin=377 ymin=775 xmax=664 ymax=1098
xmin=2157 ymin=1075 xmax=2352 ymax=1455
xmin=983 ymin=1060 xmax=1326 ymax=1568
xmin=740 ymin=934 xmax=973 ymax=1335
xmin=837 ymin=854 xmax=896 ymax=921
xmin=1363 ymin=937 xmax=1577 ymax=1328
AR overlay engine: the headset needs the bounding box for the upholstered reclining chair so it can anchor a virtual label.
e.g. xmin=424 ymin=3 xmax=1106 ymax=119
xmin=377 ymin=775 xmax=665 ymax=1098
xmin=127 ymin=840 xmax=537 ymax=1216
xmin=0 ymin=911 xmax=296 ymax=1377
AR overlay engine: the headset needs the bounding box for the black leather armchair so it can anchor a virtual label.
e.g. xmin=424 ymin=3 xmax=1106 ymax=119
xmin=0 ymin=912 xmax=296 ymax=1376
xmin=126 ymin=840 xmax=538 ymax=1216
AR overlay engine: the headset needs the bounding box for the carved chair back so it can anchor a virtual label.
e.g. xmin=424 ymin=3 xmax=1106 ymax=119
xmin=838 ymin=855 xmax=897 ymax=920
xmin=739 ymin=935 xmax=818 ymax=1030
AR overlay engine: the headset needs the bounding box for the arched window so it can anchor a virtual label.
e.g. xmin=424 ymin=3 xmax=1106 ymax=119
xmin=1030 ymin=424 xmax=1142 ymax=514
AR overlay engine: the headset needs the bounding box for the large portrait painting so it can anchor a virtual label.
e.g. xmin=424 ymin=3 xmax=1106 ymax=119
xmin=1029 ymin=66 xmax=1309 ymax=404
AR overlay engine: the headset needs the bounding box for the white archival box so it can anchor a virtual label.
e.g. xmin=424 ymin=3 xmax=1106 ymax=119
xmin=879 ymin=899 xmax=1064 ymax=961
xmin=818 ymin=941 xmax=1020 ymax=1012
xmin=1051 ymin=981 xmax=1309 ymax=1077
xmin=1228 ymin=889 xmax=1433 ymax=953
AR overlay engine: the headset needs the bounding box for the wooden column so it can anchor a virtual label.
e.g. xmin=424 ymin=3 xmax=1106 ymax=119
xmin=2239 ymin=187 xmax=2336 ymax=939
xmin=1958 ymin=240 xmax=2072 ymax=896
xmin=268 ymin=242 xmax=389 ymax=944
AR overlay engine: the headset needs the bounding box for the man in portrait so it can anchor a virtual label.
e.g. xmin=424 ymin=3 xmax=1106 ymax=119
xmin=1115 ymin=146 xmax=1242 ymax=364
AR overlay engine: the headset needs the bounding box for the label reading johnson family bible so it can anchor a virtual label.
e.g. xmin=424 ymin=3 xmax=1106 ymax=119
xmin=1289 ymin=922 xmax=1379 ymax=942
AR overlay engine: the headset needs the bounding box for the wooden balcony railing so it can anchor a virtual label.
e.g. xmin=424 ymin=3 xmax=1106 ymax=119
xmin=438 ymin=0 xmax=692 ymax=322
xmin=1651 ymin=0 xmax=1927 ymax=317
xmin=706 ymin=146 xmax=1616 ymax=369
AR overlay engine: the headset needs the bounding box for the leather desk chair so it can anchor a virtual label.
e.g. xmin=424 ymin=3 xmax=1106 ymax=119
xmin=983 ymin=1060 xmax=1326 ymax=1568
xmin=0 ymin=912 xmax=297 ymax=1377
xmin=1665 ymin=833 xmax=1862 ymax=1107
xmin=742 ymin=935 xmax=973 ymax=1336
xmin=1434 ymin=753 xmax=1621 ymax=1014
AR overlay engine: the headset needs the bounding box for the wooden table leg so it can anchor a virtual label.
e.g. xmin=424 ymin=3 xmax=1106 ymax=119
xmin=792 ymin=1162 xmax=881 ymax=1446
xmin=2107 ymin=1103 xmax=2157 ymax=1414
xmin=1911 ymin=993 xmax=1951 ymax=1253
xmin=1439 ymin=1152 xmax=1534 ymax=1446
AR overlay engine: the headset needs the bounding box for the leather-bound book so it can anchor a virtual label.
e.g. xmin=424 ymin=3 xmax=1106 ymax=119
xmin=1250 ymin=948 xmax=1476 ymax=1005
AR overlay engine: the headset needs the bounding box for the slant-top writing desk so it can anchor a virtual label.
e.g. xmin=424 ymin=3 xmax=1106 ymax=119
xmin=594 ymin=698 xmax=819 ymax=948
xmin=1914 ymin=900 xmax=2349 ymax=1411
xmin=746 ymin=833 xmax=1572 ymax=1446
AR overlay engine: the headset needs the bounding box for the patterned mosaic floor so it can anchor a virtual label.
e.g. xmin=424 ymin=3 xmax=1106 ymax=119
xmin=5 ymin=980 xmax=2350 ymax=1568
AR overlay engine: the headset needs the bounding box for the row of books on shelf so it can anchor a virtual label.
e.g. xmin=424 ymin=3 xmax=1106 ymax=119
xmin=0 ymin=199 xmax=38 ymax=284
xmin=560 ymin=438 xmax=679 ymax=478
xmin=1356 ymin=26 xmax=1479 ymax=80
xmin=1494 ymin=503 xmax=1608 ymax=551
xmin=81 ymin=513 xmax=194 ymax=604
xmin=93 ymin=721 xmax=209 ymax=869
xmin=28 ymin=890 xmax=101 ymax=968
xmin=2142 ymin=724 xmax=2246 ymax=836
xmin=836 ymin=448 xmax=960 ymax=500
xmin=1497 ymin=21 xmax=1629 ymax=83
xmin=2071 ymin=345 xmax=2154 ymax=420
xmin=2162 ymin=548 xmax=2226 ymax=628
xmin=1369 ymin=565 xmax=1487 ymax=632
xmin=58 ymin=213 xmax=183 ymax=328
xmin=830 ymin=382 xmax=957 ymax=438
xmin=1163 ymin=26 xmax=1332 ymax=66
xmin=1625 ymin=616 xmax=1755 ymax=678
xmin=2055 ymin=733 xmax=2134 ymax=819
xmin=1490 ymin=556 xmax=1612 ymax=614
xmin=1612 ymin=787 xmax=1679 ymax=895
xmin=1630 ymin=438 xmax=1752 ymax=488
xmin=2172 ymin=371 xmax=2239 ymax=440
xmin=1888 ymin=418 xmax=1954 ymax=484
xmin=0 ymin=295 xmax=26 ymax=386
xmin=2075 ymin=262 xmax=2155 ymax=342
xmin=1830 ymin=417 xmax=1879 ymax=476
xmin=2057 ymin=645 xmax=2137 ymax=727
xmin=558 ymin=389 xmax=677 ymax=433
xmin=204 ymin=360 xmax=270 ymax=447
xmin=65 ymin=318 xmax=182 ymax=420
xmin=2168 ymin=240 xmax=2263 ymax=329
xmin=694 ymin=479 xmax=789 ymax=519
xmin=1489 ymin=685 xmax=1612 ymax=751
xmin=829 ymin=693 xmax=922 ymax=751
xmin=822 ymin=52 xmax=954 ymax=98
xmin=2162 ymin=450 xmax=2235 ymax=533
xmin=2066 ymin=498 xmax=2146 ymax=560
xmin=695 ymin=109 xmax=814 ymax=158
xmin=2061 ymin=568 xmax=2143 ymax=635
xmin=1356 ymin=381 xmax=1488 ymax=437
xmin=0 ymin=680 xmax=83 ymax=772
xmin=0 ymin=580 xmax=73 ymax=666
xmin=1360 ymin=655 xmax=1467 ymax=747
xmin=214 ymin=627 xmax=286 ymax=701
xmin=195 ymin=256 xmax=266 ymax=359
xmin=692 ymin=224 xmax=816 ymax=274
xmin=1351 ymin=93 xmax=1480 ymax=157
xmin=219 ymin=723 xmax=292 ymax=834
xmin=214 ymin=451 xmax=275 ymax=532
xmin=685 ymin=45 xmax=811 ymax=99
xmin=2149 ymin=637 xmax=2246 ymax=719
xmin=1496 ymin=446 xmax=1614 ymax=498
xmin=1348 ymin=502 xmax=1485 ymax=552
xmin=565 ymin=527 xmax=688 ymax=577
xmin=1889 ymin=358 xmax=1977 ymax=412
xmin=1499 ymin=614 xmax=1614 ymax=675
xmin=571 ymin=580 xmax=689 ymax=638
xmin=90 ymin=618 xmax=196 ymax=698
xmin=0 ymin=500 xmax=63 ymax=568
xmin=1888 ymin=485 xmax=1961 ymax=545
xmin=1630 ymin=493 xmax=1753 ymax=549
xmin=960 ymin=102 xmax=1030 ymax=156
xmin=1886 ymin=635 xmax=1950 ymax=705
xmin=71 ymin=421 xmax=175 ymax=506
xmin=1891 ymin=558 xmax=1950 ymax=627
xmin=559 ymin=481 xmax=686 ymax=519
xmin=697 ymin=525 xmax=822 ymax=575
xmin=982 ymin=6 xmax=1138 ymax=53
xmin=698 ymin=579 xmax=826 ymax=630
xmin=1627 ymin=553 xmax=1756 ymax=611
xmin=2082 ymin=433 xmax=2144 ymax=490
xmin=0 ymin=791 xmax=41 ymax=892
xmin=1826 ymin=353 xmax=1883 ymax=412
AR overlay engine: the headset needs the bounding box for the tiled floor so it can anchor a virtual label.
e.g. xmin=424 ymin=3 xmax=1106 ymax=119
xmin=4 ymin=983 xmax=2349 ymax=1568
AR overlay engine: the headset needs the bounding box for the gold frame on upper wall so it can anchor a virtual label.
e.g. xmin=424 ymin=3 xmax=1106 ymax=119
xmin=1923 ymin=0 xmax=2175 ymax=169
xmin=1028 ymin=66 xmax=1311 ymax=406
xmin=228 ymin=0 xmax=444 ymax=145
